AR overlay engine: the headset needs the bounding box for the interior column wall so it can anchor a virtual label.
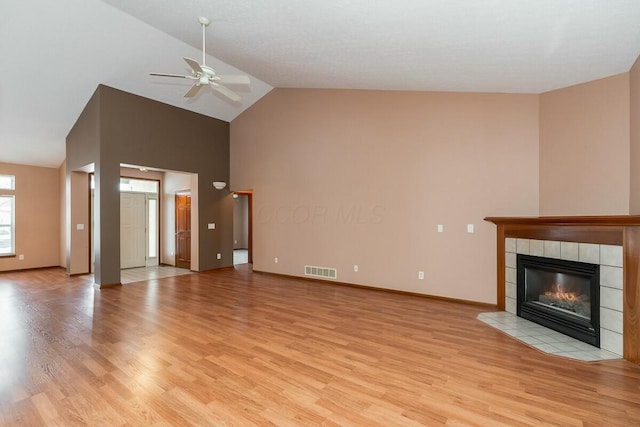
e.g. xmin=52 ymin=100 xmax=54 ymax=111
xmin=93 ymin=160 xmax=121 ymax=285
xmin=67 ymin=85 xmax=231 ymax=286
xmin=68 ymin=171 xmax=90 ymax=275
xmin=59 ymin=160 xmax=67 ymax=268
xmin=65 ymin=87 xmax=100 ymax=277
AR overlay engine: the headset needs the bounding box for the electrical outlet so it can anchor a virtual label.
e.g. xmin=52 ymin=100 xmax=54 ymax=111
xmin=437 ymin=224 xmax=444 ymax=233
xmin=216 ymin=253 xmax=221 ymax=260
xmin=418 ymin=271 xmax=424 ymax=280
xmin=208 ymin=223 xmax=216 ymax=230
xmin=354 ymin=264 xmax=358 ymax=272
xmin=18 ymin=254 xmax=24 ymax=261
xmin=274 ymin=257 xmax=278 ymax=263
xmin=467 ymin=224 xmax=474 ymax=233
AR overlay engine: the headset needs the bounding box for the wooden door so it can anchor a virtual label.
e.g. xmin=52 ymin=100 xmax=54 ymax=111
xmin=175 ymin=193 xmax=191 ymax=269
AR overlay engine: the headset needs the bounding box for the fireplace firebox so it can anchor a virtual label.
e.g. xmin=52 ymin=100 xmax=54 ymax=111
xmin=517 ymin=255 xmax=600 ymax=347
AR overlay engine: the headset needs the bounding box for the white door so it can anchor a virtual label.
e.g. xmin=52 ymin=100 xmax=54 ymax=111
xmin=121 ymin=192 xmax=146 ymax=269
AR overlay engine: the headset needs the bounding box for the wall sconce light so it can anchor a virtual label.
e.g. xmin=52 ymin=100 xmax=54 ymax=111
xmin=213 ymin=181 xmax=227 ymax=190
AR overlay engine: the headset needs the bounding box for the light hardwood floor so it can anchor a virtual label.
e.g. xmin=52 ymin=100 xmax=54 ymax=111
xmin=1 ymin=266 xmax=640 ymax=426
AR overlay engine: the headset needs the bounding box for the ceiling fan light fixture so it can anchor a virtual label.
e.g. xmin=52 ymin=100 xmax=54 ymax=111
xmin=148 ymin=16 xmax=250 ymax=102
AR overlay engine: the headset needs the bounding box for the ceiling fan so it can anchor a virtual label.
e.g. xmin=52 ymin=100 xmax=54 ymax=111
xmin=150 ymin=17 xmax=250 ymax=102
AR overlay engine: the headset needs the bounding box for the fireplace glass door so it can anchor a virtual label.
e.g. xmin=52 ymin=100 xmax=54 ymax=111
xmin=524 ymin=269 xmax=591 ymax=319
xmin=517 ymin=255 xmax=599 ymax=347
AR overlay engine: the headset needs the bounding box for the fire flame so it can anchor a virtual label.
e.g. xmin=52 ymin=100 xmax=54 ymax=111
xmin=544 ymin=283 xmax=578 ymax=302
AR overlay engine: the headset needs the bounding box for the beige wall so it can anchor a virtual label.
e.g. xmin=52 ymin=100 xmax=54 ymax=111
xmin=0 ymin=162 xmax=60 ymax=271
xmin=539 ymin=73 xmax=630 ymax=215
xmin=631 ymin=56 xmax=640 ymax=214
xmin=231 ymin=89 xmax=539 ymax=303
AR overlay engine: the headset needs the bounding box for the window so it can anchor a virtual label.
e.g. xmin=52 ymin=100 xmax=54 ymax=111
xmin=0 ymin=174 xmax=15 ymax=256
xmin=119 ymin=178 xmax=158 ymax=193
xmin=148 ymin=198 xmax=157 ymax=259
xmin=0 ymin=195 xmax=15 ymax=255
xmin=0 ymin=175 xmax=14 ymax=190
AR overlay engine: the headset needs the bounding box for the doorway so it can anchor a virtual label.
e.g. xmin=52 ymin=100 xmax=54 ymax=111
xmin=175 ymin=192 xmax=191 ymax=269
xmin=233 ymin=191 xmax=253 ymax=265
xmin=120 ymin=191 xmax=159 ymax=269
xmin=119 ymin=177 xmax=160 ymax=270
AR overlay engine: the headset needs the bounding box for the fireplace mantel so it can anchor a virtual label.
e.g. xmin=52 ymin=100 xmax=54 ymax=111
xmin=485 ymin=215 xmax=640 ymax=364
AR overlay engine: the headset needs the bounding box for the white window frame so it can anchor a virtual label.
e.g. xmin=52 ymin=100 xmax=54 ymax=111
xmin=0 ymin=195 xmax=15 ymax=256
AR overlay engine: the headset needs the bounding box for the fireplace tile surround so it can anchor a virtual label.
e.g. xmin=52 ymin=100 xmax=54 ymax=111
xmin=485 ymin=216 xmax=640 ymax=364
xmin=505 ymin=237 xmax=622 ymax=355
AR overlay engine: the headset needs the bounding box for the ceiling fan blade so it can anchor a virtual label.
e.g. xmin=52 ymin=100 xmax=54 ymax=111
xmin=149 ymin=72 xmax=191 ymax=79
xmin=184 ymin=84 xmax=203 ymax=98
xmin=184 ymin=57 xmax=203 ymax=74
xmin=211 ymin=83 xmax=241 ymax=102
xmin=217 ymin=75 xmax=250 ymax=86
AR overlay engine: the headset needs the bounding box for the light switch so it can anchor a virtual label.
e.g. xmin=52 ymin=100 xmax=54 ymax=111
xmin=208 ymin=223 xmax=215 ymax=230
xmin=437 ymin=224 xmax=444 ymax=233
xmin=467 ymin=224 xmax=474 ymax=233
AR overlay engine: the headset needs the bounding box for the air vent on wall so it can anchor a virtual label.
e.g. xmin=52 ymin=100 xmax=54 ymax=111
xmin=304 ymin=265 xmax=337 ymax=280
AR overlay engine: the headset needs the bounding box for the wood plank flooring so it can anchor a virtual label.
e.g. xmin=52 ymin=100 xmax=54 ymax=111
xmin=1 ymin=266 xmax=640 ymax=426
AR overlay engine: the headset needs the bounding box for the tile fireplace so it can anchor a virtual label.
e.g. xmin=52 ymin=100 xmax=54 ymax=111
xmin=485 ymin=216 xmax=640 ymax=364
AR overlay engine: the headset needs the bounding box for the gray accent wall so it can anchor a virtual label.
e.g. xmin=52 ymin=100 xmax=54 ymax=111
xmin=67 ymin=85 xmax=232 ymax=286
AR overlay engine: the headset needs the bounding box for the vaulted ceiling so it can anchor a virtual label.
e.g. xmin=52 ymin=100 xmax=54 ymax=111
xmin=2 ymin=0 xmax=640 ymax=168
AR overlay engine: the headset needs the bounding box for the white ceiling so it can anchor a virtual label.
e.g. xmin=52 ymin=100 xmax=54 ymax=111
xmin=2 ymin=0 xmax=640 ymax=168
